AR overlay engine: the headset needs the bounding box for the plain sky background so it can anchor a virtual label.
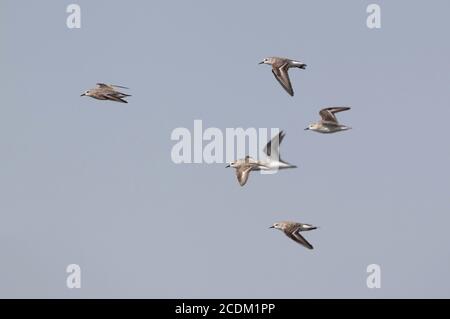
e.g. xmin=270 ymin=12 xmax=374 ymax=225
xmin=1 ymin=0 xmax=450 ymax=298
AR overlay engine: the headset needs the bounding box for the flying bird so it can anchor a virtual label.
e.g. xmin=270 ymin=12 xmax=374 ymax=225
xmin=270 ymin=221 xmax=317 ymax=250
xmin=226 ymin=131 xmax=297 ymax=186
xmin=305 ymin=107 xmax=351 ymax=133
xmin=259 ymin=57 xmax=307 ymax=96
xmin=81 ymin=83 xmax=131 ymax=103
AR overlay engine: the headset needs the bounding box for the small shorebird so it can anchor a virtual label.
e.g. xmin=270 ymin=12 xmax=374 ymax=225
xmin=259 ymin=56 xmax=307 ymax=96
xmin=270 ymin=221 xmax=317 ymax=250
xmin=226 ymin=131 xmax=297 ymax=186
xmin=305 ymin=107 xmax=351 ymax=134
xmin=81 ymin=83 xmax=131 ymax=103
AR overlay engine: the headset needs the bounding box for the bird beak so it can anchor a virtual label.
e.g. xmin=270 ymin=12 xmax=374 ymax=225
xmin=80 ymin=93 xmax=85 ymax=96
xmin=225 ymin=164 xmax=230 ymax=168
xmin=304 ymin=127 xmax=309 ymax=130
xmin=258 ymin=61 xmax=264 ymax=65
xmin=269 ymin=226 xmax=275 ymax=229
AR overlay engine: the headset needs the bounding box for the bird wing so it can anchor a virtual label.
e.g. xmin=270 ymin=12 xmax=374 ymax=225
xmin=264 ymin=130 xmax=285 ymax=159
xmin=319 ymin=107 xmax=350 ymax=124
xmin=110 ymin=84 xmax=129 ymax=89
xmin=96 ymin=83 xmax=114 ymax=90
xmin=96 ymin=83 xmax=130 ymax=90
xmin=272 ymin=63 xmax=294 ymax=96
xmin=103 ymin=93 xmax=128 ymax=103
xmin=286 ymin=228 xmax=314 ymax=250
xmin=236 ymin=165 xmax=254 ymax=186
xmin=115 ymin=92 xmax=132 ymax=97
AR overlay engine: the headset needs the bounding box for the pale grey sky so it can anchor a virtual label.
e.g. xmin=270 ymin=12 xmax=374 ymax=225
xmin=1 ymin=0 xmax=450 ymax=298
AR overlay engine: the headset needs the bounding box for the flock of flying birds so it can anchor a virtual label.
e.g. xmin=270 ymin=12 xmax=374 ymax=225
xmin=80 ymin=56 xmax=352 ymax=250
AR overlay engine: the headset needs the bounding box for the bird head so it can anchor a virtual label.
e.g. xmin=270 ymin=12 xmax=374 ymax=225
xmin=269 ymin=222 xmax=284 ymax=230
xmin=259 ymin=57 xmax=274 ymax=65
xmin=305 ymin=123 xmax=320 ymax=131
xmin=225 ymin=161 xmax=237 ymax=168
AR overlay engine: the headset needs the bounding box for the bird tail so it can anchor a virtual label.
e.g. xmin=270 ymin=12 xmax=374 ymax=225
xmin=302 ymin=225 xmax=317 ymax=231
xmin=279 ymin=165 xmax=297 ymax=170
xmin=291 ymin=61 xmax=307 ymax=69
xmin=280 ymin=158 xmax=297 ymax=169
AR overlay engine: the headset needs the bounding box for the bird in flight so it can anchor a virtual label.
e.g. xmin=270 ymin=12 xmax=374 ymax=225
xmin=270 ymin=221 xmax=318 ymax=250
xmin=226 ymin=131 xmax=297 ymax=186
xmin=305 ymin=107 xmax=351 ymax=133
xmin=81 ymin=83 xmax=131 ymax=103
xmin=259 ymin=56 xmax=307 ymax=96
